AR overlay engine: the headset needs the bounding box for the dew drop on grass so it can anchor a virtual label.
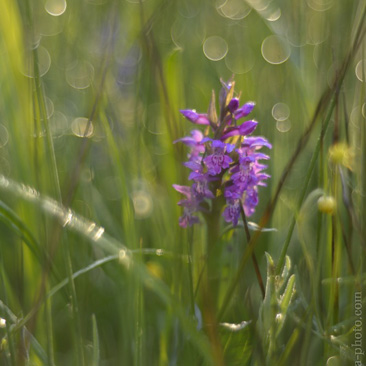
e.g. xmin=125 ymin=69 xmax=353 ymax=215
xmin=119 ymin=249 xmax=132 ymax=269
xmin=261 ymin=35 xmax=291 ymax=65
xmin=45 ymin=0 xmax=67 ymax=16
xmin=91 ymin=226 xmax=105 ymax=241
xmin=156 ymin=249 xmax=164 ymax=256
xmin=203 ymin=36 xmax=228 ymax=61
xmin=71 ymin=117 xmax=94 ymax=138
xmin=66 ymin=61 xmax=94 ymax=89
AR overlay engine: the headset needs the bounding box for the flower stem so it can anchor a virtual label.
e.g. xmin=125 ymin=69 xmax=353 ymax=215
xmin=205 ymin=199 xmax=223 ymax=310
xmin=200 ymin=197 xmax=225 ymax=366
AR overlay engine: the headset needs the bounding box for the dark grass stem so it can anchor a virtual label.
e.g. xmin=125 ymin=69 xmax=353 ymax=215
xmin=276 ymin=96 xmax=335 ymax=276
xmin=240 ymin=204 xmax=265 ymax=298
xmin=63 ymin=10 xmax=116 ymax=207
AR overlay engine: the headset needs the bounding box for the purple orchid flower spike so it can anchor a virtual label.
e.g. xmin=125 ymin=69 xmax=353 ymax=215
xmin=173 ymin=79 xmax=271 ymax=227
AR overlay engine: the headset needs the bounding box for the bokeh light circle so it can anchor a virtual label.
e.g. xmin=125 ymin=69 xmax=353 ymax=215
xmin=44 ymin=98 xmax=54 ymax=119
xmin=132 ymin=190 xmax=153 ymax=219
xmin=362 ymin=103 xmax=366 ymax=118
xmin=203 ymin=36 xmax=228 ymax=61
xmin=218 ymin=0 xmax=252 ymax=20
xmin=307 ymin=0 xmax=334 ymax=12
xmin=276 ymin=119 xmax=291 ymax=132
xmin=246 ymin=0 xmax=270 ymax=11
xmin=261 ymin=35 xmax=291 ymax=65
xmin=272 ymin=103 xmax=290 ymax=121
xmin=355 ymin=60 xmax=366 ymax=82
xmin=50 ymin=112 xmax=69 ymax=137
xmin=71 ymin=117 xmax=94 ymax=138
xmin=225 ymin=45 xmax=254 ymax=74
xmin=0 ymin=124 xmax=9 ymax=148
xmin=45 ymin=0 xmax=67 ymax=16
xmin=22 ymin=46 xmax=51 ymax=78
xmin=66 ymin=61 xmax=94 ymax=89
xmin=265 ymin=7 xmax=281 ymax=22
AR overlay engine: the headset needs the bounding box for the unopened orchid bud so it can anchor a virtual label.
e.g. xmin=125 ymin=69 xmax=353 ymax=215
xmin=317 ymin=195 xmax=336 ymax=215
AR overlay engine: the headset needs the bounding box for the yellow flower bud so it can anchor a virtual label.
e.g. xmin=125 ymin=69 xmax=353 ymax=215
xmin=328 ymin=142 xmax=353 ymax=169
xmin=146 ymin=261 xmax=164 ymax=280
xmin=317 ymin=195 xmax=336 ymax=215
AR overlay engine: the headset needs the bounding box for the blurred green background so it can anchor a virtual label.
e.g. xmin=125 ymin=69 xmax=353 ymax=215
xmin=0 ymin=0 xmax=365 ymax=365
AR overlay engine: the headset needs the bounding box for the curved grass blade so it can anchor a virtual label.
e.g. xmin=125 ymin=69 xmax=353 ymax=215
xmin=0 ymin=175 xmax=215 ymax=365
xmin=0 ymin=201 xmax=42 ymax=261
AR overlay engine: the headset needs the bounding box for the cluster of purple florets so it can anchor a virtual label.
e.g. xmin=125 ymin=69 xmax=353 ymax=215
xmin=173 ymin=80 xmax=271 ymax=228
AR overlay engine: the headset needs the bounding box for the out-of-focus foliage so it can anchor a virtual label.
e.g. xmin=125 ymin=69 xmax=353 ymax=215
xmin=0 ymin=0 xmax=365 ymax=365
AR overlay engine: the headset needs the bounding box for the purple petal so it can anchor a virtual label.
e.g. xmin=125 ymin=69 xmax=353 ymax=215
xmin=173 ymin=184 xmax=191 ymax=197
xmin=180 ymin=110 xmax=210 ymax=125
xmin=191 ymin=129 xmax=204 ymax=142
xmin=226 ymin=143 xmax=235 ymax=153
xmin=221 ymin=121 xmax=258 ymax=140
xmin=211 ymin=139 xmax=226 ymax=149
xmin=223 ymin=199 xmax=241 ymax=226
xmin=179 ymin=211 xmax=200 ymax=228
xmin=174 ymin=136 xmax=196 ymax=145
xmin=184 ymin=161 xmax=202 ymax=171
xmin=234 ymin=102 xmax=255 ymax=119
xmin=242 ymin=136 xmax=272 ymax=149
xmin=250 ymin=152 xmax=270 ymax=160
xmin=238 ymin=120 xmax=258 ymax=136
xmin=228 ymin=98 xmax=239 ymax=113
